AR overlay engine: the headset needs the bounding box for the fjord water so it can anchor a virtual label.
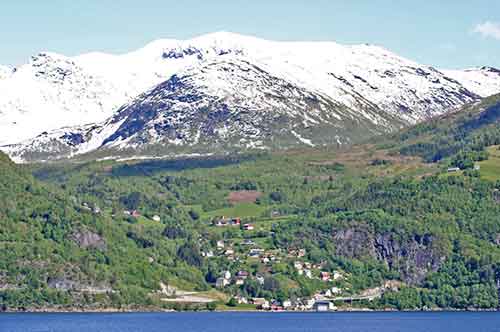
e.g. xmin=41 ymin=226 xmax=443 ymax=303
xmin=1 ymin=312 xmax=500 ymax=332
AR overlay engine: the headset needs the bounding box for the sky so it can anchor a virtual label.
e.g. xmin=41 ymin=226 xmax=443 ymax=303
xmin=1 ymin=0 xmax=500 ymax=69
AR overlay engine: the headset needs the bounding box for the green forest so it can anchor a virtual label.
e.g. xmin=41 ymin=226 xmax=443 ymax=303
xmin=1 ymin=95 xmax=500 ymax=311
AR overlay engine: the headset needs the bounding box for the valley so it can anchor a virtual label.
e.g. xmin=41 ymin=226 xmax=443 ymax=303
xmin=1 ymin=94 xmax=500 ymax=312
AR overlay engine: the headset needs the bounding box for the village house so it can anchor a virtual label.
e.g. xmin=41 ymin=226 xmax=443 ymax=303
xmin=216 ymin=240 xmax=225 ymax=249
xmin=236 ymin=271 xmax=250 ymax=279
xmin=242 ymin=223 xmax=255 ymax=231
xmin=255 ymin=274 xmax=265 ymax=285
xmin=234 ymin=277 xmax=245 ymax=286
xmin=216 ymin=277 xmax=230 ymax=289
xmin=288 ymin=248 xmax=306 ymax=258
xmin=282 ymin=299 xmax=292 ymax=309
xmin=224 ymin=249 xmax=235 ymax=256
xmin=313 ymin=300 xmax=334 ymax=312
xmin=294 ymin=261 xmax=304 ymax=270
xmin=270 ymin=303 xmax=284 ymax=311
xmin=330 ymin=286 xmax=342 ymax=295
xmin=252 ymin=298 xmax=270 ymax=310
xmin=447 ymin=167 xmax=460 ymax=173
xmin=235 ymin=295 xmax=248 ymax=304
xmin=248 ymin=248 xmax=264 ymax=258
xmin=303 ymin=269 xmax=313 ymax=279
xmin=320 ymin=271 xmax=331 ymax=281
xmin=213 ymin=216 xmax=241 ymax=227
xmin=313 ymin=261 xmax=326 ymax=269
xmin=305 ymin=298 xmax=316 ymax=309
xmin=152 ymin=215 xmax=161 ymax=222
xmin=201 ymin=250 xmax=214 ymax=258
xmin=213 ymin=217 xmax=228 ymax=227
xmin=332 ymin=271 xmax=344 ymax=281
xmin=223 ymin=270 xmax=231 ymax=280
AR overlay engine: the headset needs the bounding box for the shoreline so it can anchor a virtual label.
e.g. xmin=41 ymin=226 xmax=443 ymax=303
xmin=2 ymin=307 xmax=499 ymax=314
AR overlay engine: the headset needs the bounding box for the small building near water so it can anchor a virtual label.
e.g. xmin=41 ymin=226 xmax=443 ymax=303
xmin=313 ymin=300 xmax=334 ymax=312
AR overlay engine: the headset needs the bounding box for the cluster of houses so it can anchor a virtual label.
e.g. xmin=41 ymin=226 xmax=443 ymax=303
xmin=200 ymin=231 xmax=347 ymax=312
xmin=81 ymin=202 xmax=101 ymax=214
xmin=292 ymin=258 xmax=344 ymax=282
xmin=212 ymin=216 xmax=255 ymax=231
xmin=216 ymin=270 xmax=259 ymax=289
xmin=447 ymin=164 xmax=481 ymax=173
xmin=231 ymin=296 xmax=337 ymax=312
xmin=206 ymin=239 xmax=282 ymax=264
xmin=122 ymin=209 xmax=161 ymax=222
xmin=123 ymin=210 xmax=141 ymax=218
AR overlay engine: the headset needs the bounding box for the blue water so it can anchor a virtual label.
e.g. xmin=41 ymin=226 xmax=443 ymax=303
xmin=1 ymin=312 xmax=500 ymax=332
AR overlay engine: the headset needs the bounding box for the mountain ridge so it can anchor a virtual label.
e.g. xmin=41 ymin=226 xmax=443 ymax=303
xmin=1 ymin=32 xmax=500 ymax=162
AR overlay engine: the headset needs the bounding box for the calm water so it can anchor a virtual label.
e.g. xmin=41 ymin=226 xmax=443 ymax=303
xmin=1 ymin=312 xmax=500 ymax=332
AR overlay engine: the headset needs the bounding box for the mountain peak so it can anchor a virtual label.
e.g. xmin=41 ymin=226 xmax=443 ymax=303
xmin=1 ymin=34 xmax=500 ymax=159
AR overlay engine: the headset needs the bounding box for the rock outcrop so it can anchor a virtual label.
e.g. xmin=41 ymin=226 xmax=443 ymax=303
xmin=333 ymin=227 xmax=445 ymax=285
xmin=71 ymin=229 xmax=106 ymax=250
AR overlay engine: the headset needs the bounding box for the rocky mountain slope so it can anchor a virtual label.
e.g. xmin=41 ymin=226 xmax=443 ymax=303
xmin=2 ymin=32 xmax=500 ymax=162
xmin=443 ymin=67 xmax=500 ymax=98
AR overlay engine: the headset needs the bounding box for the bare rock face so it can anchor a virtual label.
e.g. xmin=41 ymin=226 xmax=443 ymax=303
xmin=71 ymin=229 xmax=106 ymax=250
xmin=374 ymin=233 xmax=444 ymax=285
xmin=333 ymin=227 xmax=445 ymax=285
xmin=47 ymin=276 xmax=112 ymax=294
xmin=332 ymin=226 xmax=376 ymax=258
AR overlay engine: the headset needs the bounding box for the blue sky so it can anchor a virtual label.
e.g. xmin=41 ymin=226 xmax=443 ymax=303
xmin=1 ymin=0 xmax=500 ymax=69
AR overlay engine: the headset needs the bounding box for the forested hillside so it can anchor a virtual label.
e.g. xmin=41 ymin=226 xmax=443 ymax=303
xmin=1 ymin=95 xmax=500 ymax=311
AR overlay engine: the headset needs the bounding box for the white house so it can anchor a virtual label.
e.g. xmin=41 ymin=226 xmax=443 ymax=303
xmin=331 ymin=287 xmax=342 ymax=295
xmin=333 ymin=271 xmax=344 ymax=281
xmin=255 ymin=274 xmax=265 ymax=285
xmin=216 ymin=277 xmax=230 ymax=288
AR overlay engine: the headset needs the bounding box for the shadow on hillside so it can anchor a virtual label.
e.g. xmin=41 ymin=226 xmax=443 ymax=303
xmin=110 ymin=155 xmax=260 ymax=177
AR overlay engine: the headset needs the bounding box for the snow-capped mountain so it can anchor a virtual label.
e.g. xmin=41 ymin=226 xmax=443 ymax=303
xmin=4 ymin=57 xmax=405 ymax=162
xmin=2 ymin=32 xmax=500 ymax=162
xmin=442 ymin=67 xmax=500 ymax=98
xmin=0 ymin=65 xmax=12 ymax=80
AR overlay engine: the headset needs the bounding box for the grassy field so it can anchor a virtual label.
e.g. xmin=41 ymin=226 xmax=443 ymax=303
xmin=479 ymin=146 xmax=500 ymax=182
xmin=201 ymin=203 xmax=268 ymax=219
